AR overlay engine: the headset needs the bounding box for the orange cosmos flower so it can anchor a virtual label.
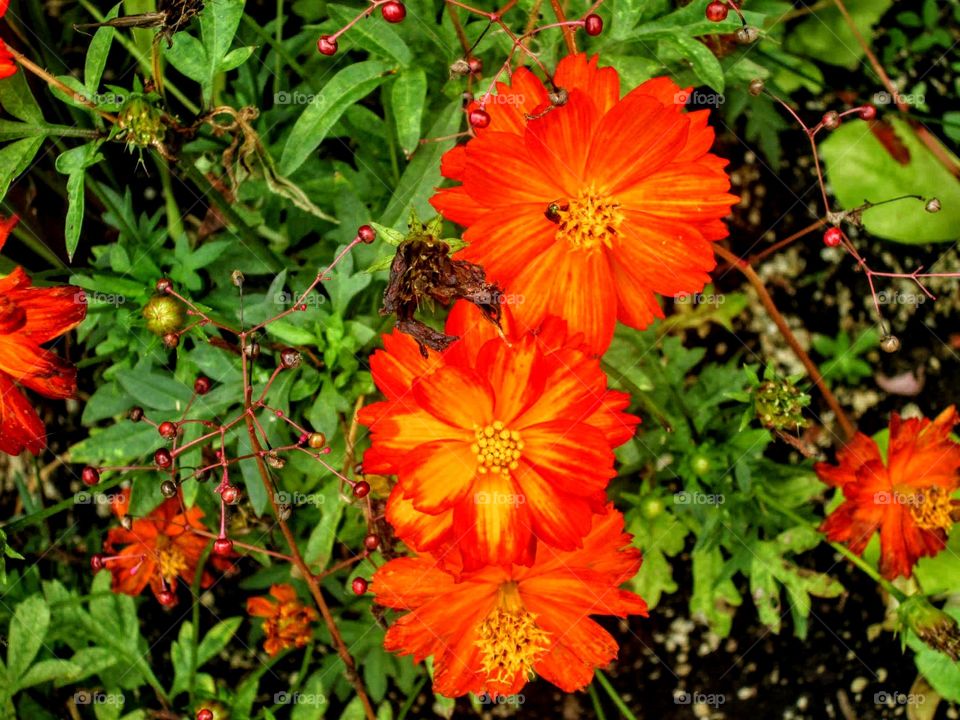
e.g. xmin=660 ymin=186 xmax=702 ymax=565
xmin=815 ymin=406 xmax=960 ymax=579
xmin=101 ymin=489 xmax=231 ymax=606
xmin=430 ymin=53 xmax=738 ymax=353
xmin=247 ymin=584 xmax=318 ymax=655
xmin=358 ymin=301 xmax=638 ymax=571
xmin=0 ymin=40 xmax=15 ymax=80
xmin=373 ymin=506 xmax=647 ymax=697
xmin=0 ymin=215 xmax=86 ymax=455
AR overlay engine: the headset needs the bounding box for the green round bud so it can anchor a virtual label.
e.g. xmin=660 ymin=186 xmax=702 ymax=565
xmin=143 ymin=294 xmax=185 ymax=336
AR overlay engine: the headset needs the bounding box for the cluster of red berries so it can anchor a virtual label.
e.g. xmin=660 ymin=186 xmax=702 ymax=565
xmin=318 ymin=1 xmax=406 ymax=56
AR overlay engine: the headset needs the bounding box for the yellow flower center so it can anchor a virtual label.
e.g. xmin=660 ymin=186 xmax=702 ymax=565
xmin=476 ymin=583 xmax=550 ymax=686
xmin=909 ymin=486 xmax=956 ymax=533
xmin=156 ymin=538 xmax=188 ymax=582
xmin=550 ymin=185 xmax=624 ymax=252
xmin=471 ymin=421 xmax=523 ymax=475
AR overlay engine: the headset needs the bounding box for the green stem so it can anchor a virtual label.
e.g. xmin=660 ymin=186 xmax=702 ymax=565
xmin=2 ymin=207 xmax=67 ymax=269
xmin=588 ymin=682 xmax=609 ymax=720
xmin=242 ymin=16 xmax=317 ymax=90
xmin=186 ymin=544 xmax=211 ymax=706
xmin=594 ymin=670 xmax=638 ymax=720
xmin=761 ymin=493 xmax=909 ymax=602
xmin=153 ymin=153 xmax=184 ymax=239
xmin=397 ymin=675 xmax=428 ymax=720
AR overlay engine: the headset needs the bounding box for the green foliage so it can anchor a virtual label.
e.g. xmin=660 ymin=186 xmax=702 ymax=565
xmin=811 ymin=327 xmax=879 ymax=386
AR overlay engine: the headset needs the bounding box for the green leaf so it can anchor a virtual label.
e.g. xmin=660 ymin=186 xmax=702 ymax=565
xmin=304 ymin=481 xmax=345 ymax=571
xmin=0 ymin=137 xmax=44 ymax=202
xmin=391 ymin=69 xmax=427 ymax=156
xmin=665 ymin=33 xmax=725 ymax=92
xmin=0 ymin=72 xmax=44 ymax=124
xmin=291 ymin=671 xmax=328 ymax=720
xmin=17 ymin=659 xmax=82 ymax=689
xmin=197 ymin=617 xmax=243 ymax=666
xmin=55 ymin=142 xmax=105 ymax=260
xmin=906 ymin=606 xmax=960 ymax=702
xmin=380 ymin=99 xmax=461 ymax=228
xmin=7 ymin=595 xmax=50 ymax=683
xmin=280 ymin=61 xmax=390 ymax=175
xmin=820 ymin=117 xmax=960 ymax=243
xmin=328 ymin=5 xmax=412 ymax=66
xmin=115 ymin=369 xmax=194 ymax=412
xmin=787 ymin=0 xmax=893 ymax=69
xmin=85 ymin=4 xmax=120 ymax=95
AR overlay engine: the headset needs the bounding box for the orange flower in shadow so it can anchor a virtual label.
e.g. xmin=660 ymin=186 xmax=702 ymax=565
xmin=358 ymin=301 xmax=639 ymax=571
xmin=430 ymin=53 xmax=738 ymax=354
xmin=247 ymin=584 xmax=318 ymax=655
xmin=372 ymin=506 xmax=647 ymax=698
xmin=0 ymin=215 xmax=86 ymax=455
xmin=0 ymin=0 xmax=17 ymax=80
xmin=816 ymin=406 xmax=960 ymax=579
xmin=103 ymin=489 xmax=232 ymax=605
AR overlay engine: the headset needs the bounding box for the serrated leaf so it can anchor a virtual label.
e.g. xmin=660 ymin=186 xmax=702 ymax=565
xmin=280 ymin=61 xmax=390 ymax=175
xmin=7 ymin=596 xmax=50 ymax=683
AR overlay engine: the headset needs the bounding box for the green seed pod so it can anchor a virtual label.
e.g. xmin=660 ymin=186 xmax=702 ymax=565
xmin=143 ymin=294 xmax=185 ymax=336
xmin=117 ymin=96 xmax=165 ymax=150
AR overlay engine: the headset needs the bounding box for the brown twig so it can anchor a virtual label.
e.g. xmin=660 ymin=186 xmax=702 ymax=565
xmin=714 ymin=243 xmax=857 ymax=442
xmin=548 ymin=0 xmax=577 ymax=54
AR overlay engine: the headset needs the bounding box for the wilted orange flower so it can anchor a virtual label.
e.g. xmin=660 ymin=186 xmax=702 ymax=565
xmin=430 ymin=53 xmax=737 ymax=353
xmin=359 ymin=301 xmax=639 ymax=570
xmin=102 ymin=489 xmax=230 ymax=605
xmin=0 ymin=215 xmax=86 ymax=455
xmin=373 ymin=506 xmax=647 ymax=697
xmin=816 ymin=406 xmax=960 ymax=579
xmin=247 ymin=584 xmax=318 ymax=655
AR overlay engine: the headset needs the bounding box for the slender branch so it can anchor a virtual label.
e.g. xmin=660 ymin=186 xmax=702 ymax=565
xmin=713 ymin=243 xmax=857 ymax=441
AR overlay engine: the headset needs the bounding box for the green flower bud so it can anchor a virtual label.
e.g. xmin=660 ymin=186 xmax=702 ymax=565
xmin=143 ymin=294 xmax=184 ymax=336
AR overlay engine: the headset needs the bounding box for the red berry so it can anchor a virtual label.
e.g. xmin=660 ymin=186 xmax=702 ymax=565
xmin=468 ymin=108 xmax=491 ymax=129
xmin=353 ymin=480 xmax=371 ymax=498
xmin=363 ymin=534 xmax=380 ymax=551
xmin=81 ymin=466 xmax=100 ymax=486
xmin=162 ymin=332 xmax=180 ymax=348
xmin=357 ymin=225 xmax=376 ymax=244
xmin=858 ymin=104 xmax=876 ymax=120
xmin=317 ymin=35 xmax=338 ymax=56
xmin=280 ymin=347 xmax=301 ymax=369
xmin=705 ymin=0 xmax=728 ymax=21
xmin=157 ymin=588 xmax=177 ymax=606
xmin=352 ymin=577 xmax=368 ymax=595
xmin=197 ymin=710 xmax=214 ymax=720
xmin=90 ymin=553 xmax=106 ymax=571
xmin=129 ymin=406 xmax=144 ymax=422
xmin=158 ymin=421 xmax=177 ymax=439
xmin=221 ymin=485 xmax=239 ymax=504
xmin=154 ymin=448 xmax=173 ymax=468
xmin=213 ymin=538 xmax=233 ymax=556
xmin=381 ymin=0 xmax=406 ymax=22
xmin=583 ymin=13 xmax=603 ymax=36
xmin=467 ymin=56 xmax=483 ymax=74
xmin=823 ymin=227 xmax=843 ymax=247
xmin=155 ymin=278 xmax=172 ymax=293
xmin=194 ymin=376 xmax=212 ymax=395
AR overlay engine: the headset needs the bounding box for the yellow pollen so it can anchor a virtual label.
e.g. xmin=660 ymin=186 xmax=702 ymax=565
xmin=552 ymin=185 xmax=624 ymax=252
xmin=156 ymin=538 xmax=189 ymax=582
xmin=471 ymin=421 xmax=523 ymax=475
xmin=909 ymin=486 xmax=956 ymax=533
xmin=476 ymin=596 xmax=550 ymax=685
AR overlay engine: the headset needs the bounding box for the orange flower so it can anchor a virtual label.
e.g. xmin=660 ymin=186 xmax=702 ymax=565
xmin=102 ymin=489 xmax=229 ymax=605
xmin=359 ymin=302 xmax=638 ymax=570
xmin=247 ymin=584 xmax=318 ymax=655
xmin=0 ymin=215 xmax=86 ymax=455
xmin=430 ymin=53 xmax=738 ymax=353
xmin=816 ymin=406 xmax=960 ymax=579
xmin=373 ymin=506 xmax=647 ymax=697
xmin=0 ymin=40 xmax=15 ymax=80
